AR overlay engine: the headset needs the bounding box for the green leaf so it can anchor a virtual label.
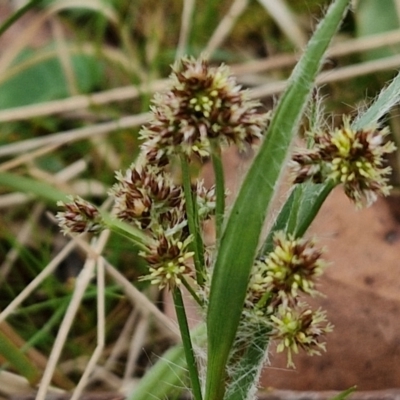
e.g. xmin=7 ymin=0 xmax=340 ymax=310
xmin=0 ymin=48 xmax=103 ymax=109
xmin=0 ymin=330 xmax=40 ymax=385
xmin=205 ymin=1 xmax=350 ymax=399
xmin=128 ymin=324 xmax=206 ymax=400
xmin=330 ymin=386 xmax=357 ymax=400
xmin=0 ymin=0 xmax=45 ymax=38
xmin=356 ymin=0 xmax=400 ymax=60
xmin=0 ymin=172 xmax=69 ymax=203
xmin=225 ymin=326 xmax=270 ymax=400
xmin=353 ymin=71 xmax=400 ymax=130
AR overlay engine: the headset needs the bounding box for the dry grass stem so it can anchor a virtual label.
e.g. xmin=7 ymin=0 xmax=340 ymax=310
xmin=176 ymin=0 xmax=195 ymax=60
xmin=102 ymin=309 xmax=139 ymax=373
xmin=69 ymin=257 xmax=106 ymax=400
xmin=0 ymin=240 xmax=77 ymax=324
xmin=0 ymin=81 xmax=165 ymax=123
xmin=232 ymin=28 xmax=400 ymax=75
xmin=0 ymin=143 xmax=61 ymax=172
xmin=51 ymin=17 xmax=79 ymax=96
xmin=36 ymin=230 xmax=110 ymax=400
xmin=256 ymin=0 xmax=307 ymax=49
xmin=122 ymin=313 xmax=149 ymax=384
xmin=0 ymin=203 xmax=45 ymax=284
xmin=0 ymin=113 xmax=151 ymax=157
xmin=250 ymin=54 xmax=400 ymax=98
xmin=204 ymin=0 xmax=249 ymax=57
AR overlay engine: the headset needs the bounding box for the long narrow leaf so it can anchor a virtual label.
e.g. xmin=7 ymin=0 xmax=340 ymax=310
xmin=353 ymin=71 xmax=400 ymax=129
xmin=0 ymin=330 xmax=40 ymax=385
xmin=205 ymin=1 xmax=350 ymax=399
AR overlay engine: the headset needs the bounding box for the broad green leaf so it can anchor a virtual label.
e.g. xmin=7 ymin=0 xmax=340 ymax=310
xmin=205 ymin=1 xmax=350 ymax=399
xmin=356 ymin=0 xmax=400 ymax=60
xmin=0 ymin=49 xmax=103 ymax=109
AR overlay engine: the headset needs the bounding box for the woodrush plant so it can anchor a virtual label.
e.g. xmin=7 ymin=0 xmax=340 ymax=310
xmin=55 ymin=0 xmax=399 ymax=399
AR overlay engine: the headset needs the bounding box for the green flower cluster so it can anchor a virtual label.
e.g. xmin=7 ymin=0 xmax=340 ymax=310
xmin=244 ymin=231 xmax=332 ymax=368
xmin=291 ymin=117 xmax=396 ymax=207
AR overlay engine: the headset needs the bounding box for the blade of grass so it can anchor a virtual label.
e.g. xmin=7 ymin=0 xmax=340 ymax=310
xmin=205 ymin=2 xmax=350 ymax=399
xmin=0 ymin=330 xmax=40 ymax=385
xmin=128 ymin=323 xmax=206 ymax=400
xmin=0 ymin=172 xmax=150 ymax=247
xmin=0 ymin=172 xmax=69 ymax=203
xmin=353 ymin=70 xmax=400 ymax=129
xmin=0 ymin=0 xmax=45 ymax=38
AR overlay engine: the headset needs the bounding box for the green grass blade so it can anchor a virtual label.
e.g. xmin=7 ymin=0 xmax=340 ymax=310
xmin=0 ymin=172 xmax=69 ymax=203
xmin=330 ymin=386 xmax=357 ymax=400
xmin=0 ymin=0 xmax=45 ymax=38
xmin=127 ymin=324 xmax=206 ymax=400
xmin=0 ymin=330 xmax=40 ymax=385
xmin=205 ymin=2 xmax=350 ymax=399
xmin=353 ymin=71 xmax=400 ymax=129
xmin=0 ymin=172 xmax=149 ymax=246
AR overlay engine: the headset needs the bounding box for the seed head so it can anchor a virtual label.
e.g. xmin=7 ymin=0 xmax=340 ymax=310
xmin=140 ymin=57 xmax=268 ymax=160
xmin=110 ymin=162 xmax=185 ymax=231
xmin=139 ymin=234 xmax=194 ymax=290
xmin=270 ymin=303 xmax=333 ymax=368
xmin=247 ymin=231 xmax=326 ymax=310
xmin=291 ymin=117 xmax=396 ymax=207
xmin=56 ymin=196 xmax=103 ymax=234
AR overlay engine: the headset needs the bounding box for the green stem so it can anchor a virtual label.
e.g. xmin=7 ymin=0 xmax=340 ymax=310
xmin=172 ymin=288 xmax=203 ymax=400
xmin=181 ymin=277 xmax=204 ymax=308
xmin=211 ymin=146 xmax=225 ymax=242
xmin=180 ymin=155 xmax=205 ymax=284
xmin=0 ymin=0 xmax=45 ymax=38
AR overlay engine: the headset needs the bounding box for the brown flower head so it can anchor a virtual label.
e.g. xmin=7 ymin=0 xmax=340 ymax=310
xmin=291 ymin=117 xmax=396 ymax=207
xmin=140 ymin=57 xmax=268 ymax=160
xmin=56 ymin=196 xmax=103 ymax=234
xmin=110 ymin=162 xmax=185 ymax=231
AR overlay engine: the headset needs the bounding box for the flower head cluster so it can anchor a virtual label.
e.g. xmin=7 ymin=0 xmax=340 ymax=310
xmin=139 ymin=234 xmax=194 ymax=290
xmin=291 ymin=117 xmax=396 ymax=207
xmin=140 ymin=57 xmax=268 ymax=161
xmin=270 ymin=303 xmax=333 ymax=368
xmin=56 ymin=196 xmax=103 ymax=235
xmin=242 ymin=231 xmax=331 ymax=368
xmin=109 ymin=159 xmax=215 ymax=290
xmin=247 ymin=232 xmax=326 ymax=311
xmin=110 ymin=162 xmax=186 ymax=232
